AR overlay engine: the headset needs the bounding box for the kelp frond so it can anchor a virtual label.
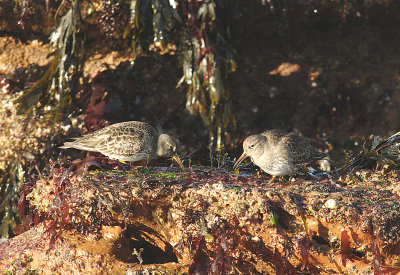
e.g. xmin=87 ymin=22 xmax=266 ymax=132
xmin=343 ymin=131 xmax=400 ymax=173
xmin=0 ymin=155 xmax=23 ymax=238
xmin=14 ymin=0 xmax=82 ymax=123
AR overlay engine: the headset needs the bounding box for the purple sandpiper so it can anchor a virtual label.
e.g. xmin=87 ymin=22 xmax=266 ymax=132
xmin=60 ymin=121 xmax=180 ymax=163
xmin=233 ymin=129 xmax=326 ymax=183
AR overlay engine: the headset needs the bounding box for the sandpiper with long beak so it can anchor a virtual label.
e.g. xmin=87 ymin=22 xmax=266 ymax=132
xmin=234 ymin=129 xmax=326 ymax=183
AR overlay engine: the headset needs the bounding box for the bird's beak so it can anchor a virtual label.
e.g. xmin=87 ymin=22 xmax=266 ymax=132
xmin=233 ymin=152 xmax=248 ymax=171
xmin=172 ymin=154 xmax=185 ymax=171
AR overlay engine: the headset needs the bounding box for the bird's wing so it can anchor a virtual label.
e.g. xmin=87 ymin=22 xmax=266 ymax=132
xmin=280 ymin=134 xmax=326 ymax=166
xmin=59 ymin=130 xmax=106 ymax=151
xmin=261 ymin=129 xmax=289 ymax=146
xmin=94 ymin=122 xmax=157 ymax=159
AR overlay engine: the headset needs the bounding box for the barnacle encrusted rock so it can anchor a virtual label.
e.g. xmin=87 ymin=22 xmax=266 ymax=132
xmin=1 ymin=166 xmax=400 ymax=274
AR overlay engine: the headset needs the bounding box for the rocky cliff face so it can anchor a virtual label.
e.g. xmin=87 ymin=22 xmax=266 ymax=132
xmin=2 ymin=2 xmax=400 ymax=273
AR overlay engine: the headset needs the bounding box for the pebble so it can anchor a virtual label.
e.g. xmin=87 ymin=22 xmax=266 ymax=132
xmin=324 ymin=198 xmax=338 ymax=209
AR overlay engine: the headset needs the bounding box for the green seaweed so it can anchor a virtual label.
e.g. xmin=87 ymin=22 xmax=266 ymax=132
xmin=156 ymin=172 xmax=177 ymax=179
xmin=271 ymin=210 xmax=278 ymax=226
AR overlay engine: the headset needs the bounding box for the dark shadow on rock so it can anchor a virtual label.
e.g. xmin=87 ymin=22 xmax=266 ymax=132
xmin=112 ymin=223 xmax=178 ymax=264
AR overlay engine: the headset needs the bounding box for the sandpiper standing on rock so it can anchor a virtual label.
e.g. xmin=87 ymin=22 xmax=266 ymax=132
xmin=233 ymin=129 xmax=327 ymax=183
xmin=60 ymin=121 xmax=182 ymax=167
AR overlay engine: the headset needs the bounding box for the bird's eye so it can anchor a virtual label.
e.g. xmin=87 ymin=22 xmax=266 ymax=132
xmin=249 ymin=144 xmax=255 ymax=149
xmin=169 ymin=145 xmax=174 ymax=151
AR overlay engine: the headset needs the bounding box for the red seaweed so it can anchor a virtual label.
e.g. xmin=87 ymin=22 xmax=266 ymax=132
xmin=340 ymin=227 xmax=359 ymax=267
xmin=188 ymin=237 xmax=211 ymax=275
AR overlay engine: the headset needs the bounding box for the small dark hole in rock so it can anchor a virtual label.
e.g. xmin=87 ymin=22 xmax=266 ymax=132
xmin=312 ymin=235 xmax=330 ymax=246
xmin=352 ymin=250 xmax=365 ymax=258
xmin=273 ymin=207 xmax=296 ymax=230
xmin=112 ymin=225 xmax=178 ymax=264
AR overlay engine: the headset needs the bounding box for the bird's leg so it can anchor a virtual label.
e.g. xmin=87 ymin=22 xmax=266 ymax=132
xmin=267 ymin=176 xmax=277 ymax=184
xmin=288 ymin=175 xmax=294 ymax=182
xmin=145 ymin=154 xmax=150 ymax=169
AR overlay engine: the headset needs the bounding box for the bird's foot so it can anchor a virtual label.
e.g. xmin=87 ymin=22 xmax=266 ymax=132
xmin=262 ymin=175 xmax=276 ymax=184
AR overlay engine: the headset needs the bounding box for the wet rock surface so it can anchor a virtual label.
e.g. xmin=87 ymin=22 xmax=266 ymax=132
xmin=1 ymin=165 xmax=399 ymax=274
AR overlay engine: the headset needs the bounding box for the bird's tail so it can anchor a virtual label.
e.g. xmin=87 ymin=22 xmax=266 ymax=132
xmin=59 ymin=138 xmax=101 ymax=152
